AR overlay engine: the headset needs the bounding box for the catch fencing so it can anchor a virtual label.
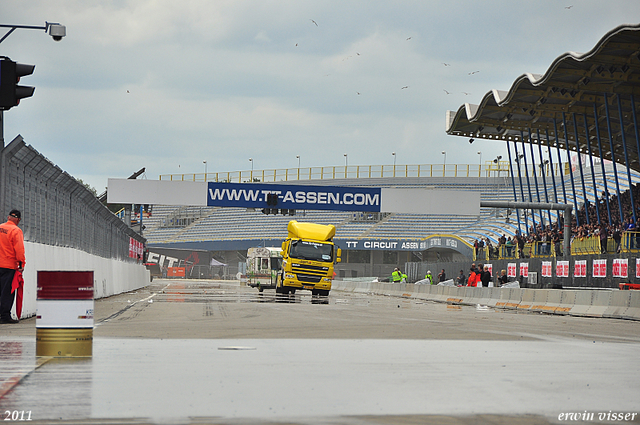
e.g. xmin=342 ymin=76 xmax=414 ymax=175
xmin=0 ymin=135 xmax=144 ymax=260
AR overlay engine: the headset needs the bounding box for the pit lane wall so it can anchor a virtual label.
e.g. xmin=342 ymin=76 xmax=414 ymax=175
xmin=331 ymin=280 xmax=640 ymax=321
xmin=13 ymin=242 xmax=150 ymax=319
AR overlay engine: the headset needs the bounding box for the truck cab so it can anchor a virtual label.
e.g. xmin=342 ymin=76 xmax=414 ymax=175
xmin=276 ymin=221 xmax=341 ymax=296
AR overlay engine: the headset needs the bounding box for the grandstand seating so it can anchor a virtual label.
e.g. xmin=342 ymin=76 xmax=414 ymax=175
xmin=143 ymin=163 xmax=640 ymax=247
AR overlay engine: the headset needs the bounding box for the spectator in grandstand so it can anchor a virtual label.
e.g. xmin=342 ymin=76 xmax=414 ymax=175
xmin=437 ymin=269 xmax=446 ymax=283
xmin=505 ymin=237 xmax=515 ymax=257
xmin=552 ymin=231 xmax=562 ymax=256
xmin=599 ymin=223 xmax=608 ymax=254
xmin=0 ymin=210 xmax=25 ymax=324
xmin=613 ymin=224 xmax=622 ymax=253
xmin=456 ymin=269 xmax=466 ymax=286
xmin=516 ymin=234 xmax=526 ymax=258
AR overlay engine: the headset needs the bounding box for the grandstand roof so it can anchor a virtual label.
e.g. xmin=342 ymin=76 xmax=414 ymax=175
xmin=446 ymin=24 xmax=640 ymax=171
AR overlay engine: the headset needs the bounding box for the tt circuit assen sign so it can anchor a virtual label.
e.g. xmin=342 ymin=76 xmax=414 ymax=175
xmin=107 ymin=179 xmax=480 ymax=215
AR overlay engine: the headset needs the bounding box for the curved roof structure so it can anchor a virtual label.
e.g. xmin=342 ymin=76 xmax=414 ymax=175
xmin=446 ymin=24 xmax=640 ymax=170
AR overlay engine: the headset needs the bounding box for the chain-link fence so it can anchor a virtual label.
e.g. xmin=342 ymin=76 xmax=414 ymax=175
xmin=0 ymin=135 xmax=144 ymax=260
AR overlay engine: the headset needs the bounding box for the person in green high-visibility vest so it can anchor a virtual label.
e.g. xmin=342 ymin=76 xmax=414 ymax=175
xmin=391 ymin=267 xmax=403 ymax=282
xmin=425 ymin=270 xmax=434 ymax=285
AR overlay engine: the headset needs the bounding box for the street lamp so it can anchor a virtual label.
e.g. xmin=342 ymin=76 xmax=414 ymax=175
xmin=441 ymin=151 xmax=446 ymax=177
xmin=296 ymin=155 xmax=300 ymax=180
xmin=477 ymin=151 xmax=482 ymax=179
xmin=203 ymin=160 xmax=207 ymax=182
xmin=344 ymin=154 xmax=348 ymax=178
xmin=392 ymin=152 xmax=396 ymax=177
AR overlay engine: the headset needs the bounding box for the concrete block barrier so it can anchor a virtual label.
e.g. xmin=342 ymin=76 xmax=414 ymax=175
xmin=461 ymin=287 xmax=480 ymax=306
xmin=331 ymin=279 xmax=640 ymax=321
xmin=485 ymin=288 xmax=502 ymax=307
xmin=541 ymin=289 xmax=564 ymax=314
xmin=603 ymin=290 xmax=632 ymax=319
xmin=445 ymin=285 xmax=465 ymax=304
xmin=530 ymin=289 xmax=550 ymax=313
xmin=570 ymin=291 xmax=594 ymax=317
xmin=557 ymin=290 xmax=577 ymax=314
xmin=622 ymin=290 xmax=640 ymax=320
xmin=505 ymin=288 xmax=523 ymax=309
xmin=584 ymin=291 xmax=612 ymax=318
xmin=517 ymin=289 xmax=536 ymax=311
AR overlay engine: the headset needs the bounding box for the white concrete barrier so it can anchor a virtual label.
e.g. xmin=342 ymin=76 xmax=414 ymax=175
xmin=622 ymin=291 xmax=640 ymax=320
xmin=603 ymin=290 xmax=632 ymax=319
xmin=570 ymin=291 xmax=593 ymax=317
xmin=16 ymin=242 xmax=150 ymax=319
xmin=331 ymin=279 xmax=640 ymax=321
xmin=585 ymin=291 xmax=612 ymax=318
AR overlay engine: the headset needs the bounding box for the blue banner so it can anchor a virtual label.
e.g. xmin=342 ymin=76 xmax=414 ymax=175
xmin=207 ymin=182 xmax=382 ymax=212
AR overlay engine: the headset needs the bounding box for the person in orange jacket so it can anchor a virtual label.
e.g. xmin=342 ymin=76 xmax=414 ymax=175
xmin=466 ymin=266 xmax=478 ymax=287
xmin=0 ymin=210 xmax=25 ymax=324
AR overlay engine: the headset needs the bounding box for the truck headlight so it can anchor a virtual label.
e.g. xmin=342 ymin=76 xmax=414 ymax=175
xmin=322 ymin=277 xmax=331 ymax=282
xmin=285 ymin=274 xmax=296 ymax=279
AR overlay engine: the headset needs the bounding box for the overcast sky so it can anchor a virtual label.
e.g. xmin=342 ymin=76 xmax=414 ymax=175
xmin=2 ymin=1 xmax=638 ymax=192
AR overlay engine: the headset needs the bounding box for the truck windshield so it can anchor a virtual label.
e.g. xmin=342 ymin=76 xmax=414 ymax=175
xmin=289 ymin=240 xmax=333 ymax=262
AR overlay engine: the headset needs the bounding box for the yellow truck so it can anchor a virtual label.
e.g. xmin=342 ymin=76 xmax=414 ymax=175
xmin=276 ymin=220 xmax=341 ymax=296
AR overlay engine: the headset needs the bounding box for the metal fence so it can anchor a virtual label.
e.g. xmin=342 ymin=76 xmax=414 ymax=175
xmin=0 ymin=135 xmax=144 ymax=260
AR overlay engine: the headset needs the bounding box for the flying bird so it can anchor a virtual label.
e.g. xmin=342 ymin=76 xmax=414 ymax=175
xmin=406 ymin=37 xmax=412 ymax=40
xmin=401 ymin=86 xmax=409 ymax=90
xmin=442 ymin=63 xmax=450 ymax=66
xmin=356 ymin=92 xmax=361 ymax=95
xmin=443 ymin=89 xmax=451 ymax=94
xmin=462 ymin=92 xmax=471 ymax=95
xmin=126 ymin=90 xmax=130 ymax=93
xmin=565 ymin=5 xmax=573 ymax=9
xmin=310 ymin=19 xmax=318 ymax=26
xmin=468 ymin=71 xmax=480 ymax=75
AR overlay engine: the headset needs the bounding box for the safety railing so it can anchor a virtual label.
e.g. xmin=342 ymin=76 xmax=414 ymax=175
xmin=159 ymin=161 xmax=565 ymax=183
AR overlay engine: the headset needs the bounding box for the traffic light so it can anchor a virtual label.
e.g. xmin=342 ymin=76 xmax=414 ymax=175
xmin=266 ymin=193 xmax=278 ymax=206
xmin=0 ymin=58 xmax=36 ymax=110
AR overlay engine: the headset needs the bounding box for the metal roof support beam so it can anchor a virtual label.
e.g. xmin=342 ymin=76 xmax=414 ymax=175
xmin=545 ymin=128 xmax=560 ymax=204
xmin=593 ymin=102 xmax=613 ymax=225
xmin=520 ymin=132 xmax=536 ymax=231
xmin=528 ymin=128 xmax=544 ymax=227
xmin=572 ymin=113 xmax=590 ymax=225
xmin=480 ymin=200 xmax=572 ymax=257
xmin=631 ymin=93 xmax=640 ymax=224
xmin=582 ymin=113 xmax=601 ymax=225
xmin=562 ymin=113 xmax=580 ymax=227
xmin=618 ymin=94 xmax=636 ymax=224
xmin=553 ymin=118 xmax=569 ymax=206
xmin=506 ymin=139 xmax=523 ymax=235
xmin=603 ymin=93 xmax=625 ymax=224
xmin=537 ymin=128 xmax=553 ymax=225
xmin=512 ymin=139 xmax=529 ymax=231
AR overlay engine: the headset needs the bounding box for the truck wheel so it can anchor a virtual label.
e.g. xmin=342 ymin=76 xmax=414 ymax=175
xmin=319 ymin=289 xmax=329 ymax=297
